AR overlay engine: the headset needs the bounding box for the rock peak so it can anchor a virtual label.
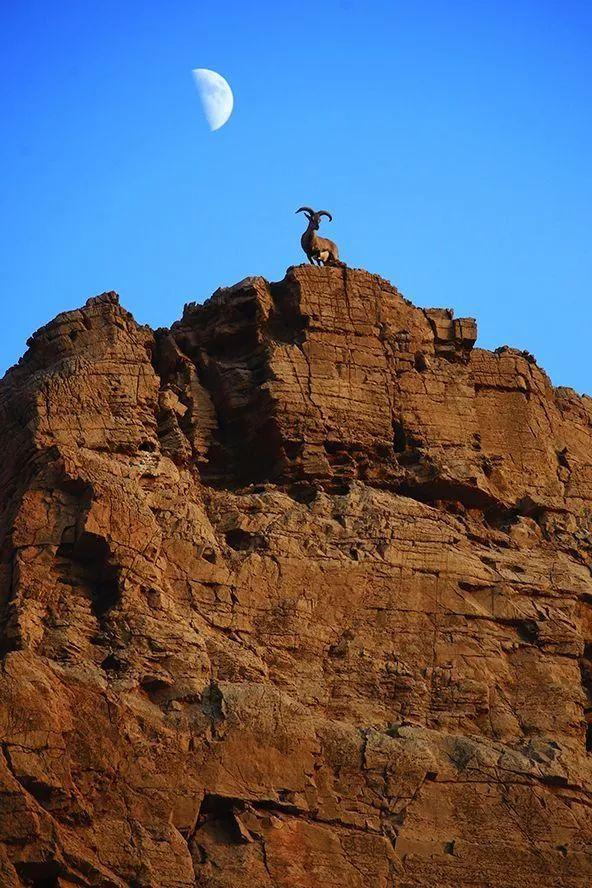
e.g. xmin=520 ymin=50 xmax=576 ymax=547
xmin=0 ymin=265 xmax=591 ymax=886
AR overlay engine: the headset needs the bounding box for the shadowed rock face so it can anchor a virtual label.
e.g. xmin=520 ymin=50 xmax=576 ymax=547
xmin=0 ymin=265 xmax=591 ymax=887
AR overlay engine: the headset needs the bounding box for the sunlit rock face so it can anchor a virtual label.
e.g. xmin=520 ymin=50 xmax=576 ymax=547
xmin=1 ymin=265 xmax=591 ymax=887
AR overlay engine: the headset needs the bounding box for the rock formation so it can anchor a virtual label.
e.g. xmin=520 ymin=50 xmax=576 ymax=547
xmin=0 ymin=265 xmax=591 ymax=887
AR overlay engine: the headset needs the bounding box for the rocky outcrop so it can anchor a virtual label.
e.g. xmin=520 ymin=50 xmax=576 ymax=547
xmin=0 ymin=265 xmax=591 ymax=887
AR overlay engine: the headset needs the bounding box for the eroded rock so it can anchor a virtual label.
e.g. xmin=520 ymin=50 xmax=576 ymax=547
xmin=0 ymin=266 xmax=591 ymax=886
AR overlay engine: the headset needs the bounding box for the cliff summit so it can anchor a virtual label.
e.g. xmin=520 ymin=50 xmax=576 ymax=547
xmin=1 ymin=265 xmax=591 ymax=887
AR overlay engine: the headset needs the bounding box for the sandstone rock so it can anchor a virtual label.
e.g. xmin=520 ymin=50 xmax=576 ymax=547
xmin=0 ymin=266 xmax=591 ymax=886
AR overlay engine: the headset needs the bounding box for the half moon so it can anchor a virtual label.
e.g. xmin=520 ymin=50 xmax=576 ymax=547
xmin=192 ymin=68 xmax=234 ymax=131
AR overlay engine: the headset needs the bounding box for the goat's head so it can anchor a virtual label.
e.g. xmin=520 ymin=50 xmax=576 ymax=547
xmin=296 ymin=207 xmax=333 ymax=230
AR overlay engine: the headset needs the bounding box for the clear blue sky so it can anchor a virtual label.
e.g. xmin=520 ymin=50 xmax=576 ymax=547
xmin=1 ymin=1 xmax=591 ymax=390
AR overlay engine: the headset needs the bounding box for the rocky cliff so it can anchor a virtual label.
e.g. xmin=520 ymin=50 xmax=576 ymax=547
xmin=0 ymin=265 xmax=591 ymax=887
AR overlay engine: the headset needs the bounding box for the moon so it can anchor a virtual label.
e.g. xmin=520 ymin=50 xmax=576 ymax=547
xmin=192 ymin=68 xmax=234 ymax=132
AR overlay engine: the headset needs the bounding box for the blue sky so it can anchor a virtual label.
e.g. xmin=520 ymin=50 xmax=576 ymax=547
xmin=1 ymin=1 xmax=591 ymax=390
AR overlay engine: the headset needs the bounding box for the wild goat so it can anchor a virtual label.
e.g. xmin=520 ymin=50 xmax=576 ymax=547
xmin=296 ymin=207 xmax=342 ymax=266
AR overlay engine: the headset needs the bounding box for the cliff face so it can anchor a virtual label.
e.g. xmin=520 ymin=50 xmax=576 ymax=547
xmin=0 ymin=265 xmax=591 ymax=888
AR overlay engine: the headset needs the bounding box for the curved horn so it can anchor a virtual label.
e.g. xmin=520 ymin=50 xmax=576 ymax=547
xmin=296 ymin=206 xmax=315 ymax=216
xmin=317 ymin=210 xmax=333 ymax=221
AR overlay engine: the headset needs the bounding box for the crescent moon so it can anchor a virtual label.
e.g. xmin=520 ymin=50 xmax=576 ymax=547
xmin=192 ymin=68 xmax=234 ymax=131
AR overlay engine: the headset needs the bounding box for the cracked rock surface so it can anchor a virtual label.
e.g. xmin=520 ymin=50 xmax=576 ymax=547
xmin=0 ymin=265 xmax=591 ymax=886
